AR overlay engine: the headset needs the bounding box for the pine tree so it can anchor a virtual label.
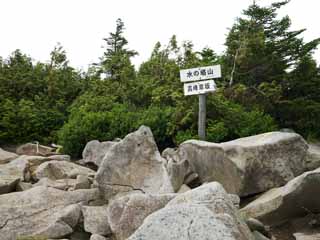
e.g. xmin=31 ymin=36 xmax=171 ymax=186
xmin=100 ymin=18 xmax=138 ymax=82
xmin=225 ymin=0 xmax=320 ymax=87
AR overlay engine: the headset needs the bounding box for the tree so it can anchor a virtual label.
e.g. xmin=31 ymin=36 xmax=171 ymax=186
xmin=223 ymin=1 xmax=320 ymax=139
xmin=224 ymin=1 xmax=320 ymax=87
xmin=100 ymin=18 xmax=138 ymax=82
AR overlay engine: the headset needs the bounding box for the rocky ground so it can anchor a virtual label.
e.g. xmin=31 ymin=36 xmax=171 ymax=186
xmin=1 ymin=126 xmax=320 ymax=240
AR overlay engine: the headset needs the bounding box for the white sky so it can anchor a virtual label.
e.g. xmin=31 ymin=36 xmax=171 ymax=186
xmin=0 ymin=0 xmax=319 ymax=70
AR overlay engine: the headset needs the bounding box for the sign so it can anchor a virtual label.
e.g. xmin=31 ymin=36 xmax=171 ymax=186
xmin=180 ymin=65 xmax=221 ymax=83
xmin=183 ymin=80 xmax=216 ymax=96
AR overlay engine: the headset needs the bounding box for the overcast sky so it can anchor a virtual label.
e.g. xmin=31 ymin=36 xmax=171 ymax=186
xmin=0 ymin=0 xmax=319 ymax=70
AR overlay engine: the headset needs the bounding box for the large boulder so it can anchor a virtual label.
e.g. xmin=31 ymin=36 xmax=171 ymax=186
xmin=0 ymin=155 xmax=58 ymax=193
xmin=305 ymin=143 xmax=320 ymax=171
xmin=0 ymin=155 xmax=69 ymax=182
xmin=128 ymin=182 xmax=253 ymax=240
xmin=16 ymin=143 xmax=55 ymax=156
xmin=0 ymin=148 xmax=18 ymax=164
xmin=162 ymin=148 xmax=190 ymax=192
xmin=82 ymin=140 xmax=116 ymax=167
xmin=82 ymin=206 xmax=111 ymax=236
xmin=107 ymin=193 xmax=176 ymax=240
xmin=35 ymin=160 xmax=96 ymax=180
xmin=0 ymin=176 xmax=20 ymax=195
xmin=178 ymin=132 xmax=307 ymax=196
xmin=95 ymin=126 xmax=174 ymax=199
xmin=0 ymin=186 xmax=100 ymax=239
xmin=240 ymin=167 xmax=320 ymax=226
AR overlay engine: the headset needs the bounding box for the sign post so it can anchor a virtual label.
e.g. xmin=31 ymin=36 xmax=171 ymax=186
xmin=180 ymin=65 xmax=221 ymax=141
xmin=198 ymin=94 xmax=206 ymax=140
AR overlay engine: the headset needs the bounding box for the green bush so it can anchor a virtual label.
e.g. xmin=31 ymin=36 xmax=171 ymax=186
xmin=175 ymin=129 xmax=198 ymax=144
xmin=57 ymin=100 xmax=176 ymax=158
xmin=206 ymin=120 xmax=229 ymax=142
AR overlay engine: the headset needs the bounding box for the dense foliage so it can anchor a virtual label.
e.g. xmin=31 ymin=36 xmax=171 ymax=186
xmin=0 ymin=2 xmax=319 ymax=158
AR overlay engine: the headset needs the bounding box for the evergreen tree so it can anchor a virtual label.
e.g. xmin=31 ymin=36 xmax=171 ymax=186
xmin=100 ymin=18 xmax=138 ymax=82
xmin=225 ymin=0 xmax=320 ymax=87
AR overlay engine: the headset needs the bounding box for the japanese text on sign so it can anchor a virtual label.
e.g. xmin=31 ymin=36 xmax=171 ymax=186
xmin=180 ymin=65 xmax=221 ymax=82
xmin=183 ymin=80 xmax=216 ymax=96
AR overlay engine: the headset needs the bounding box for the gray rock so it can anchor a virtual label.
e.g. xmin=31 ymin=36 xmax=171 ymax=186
xmin=128 ymin=182 xmax=253 ymax=240
xmin=34 ymin=177 xmax=78 ymax=190
xmin=35 ymin=160 xmax=96 ymax=180
xmin=0 ymin=186 xmax=100 ymax=240
xmin=252 ymin=231 xmax=270 ymax=240
xmin=0 ymin=176 xmax=20 ymax=195
xmin=74 ymin=174 xmax=91 ymax=190
xmin=183 ymin=172 xmax=199 ymax=185
xmin=48 ymin=155 xmax=71 ymax=161
xmin=246 ymin=218 xmax=270 ymax=238
xmin=16 ymin=143 xmax=55 ymax=156
xmin=240 ymin=167 xmax=320 ymax=226
xmin=177 ymin=184 xmax=191 ymax=193
xmin=90 ymin=234 xmax=109 ymax=240
xmin=82 ymin=205 xmax=111 ymax=235
xmin=162 ymin=148 xmax=189 ymax=192
xmin=107 ymin=193 xmax=175 ymax=240
xmin=0 ymin=155 xmax=56 ymax=182
xmin=0 ymin=155 xmax=56 ymax=195
xmin=95 ymin=126 xmax=174 ymax=199
xmin=178 ymin=132 xmax=307 ymax=196
xmin=16 ymin=181 xmax=33 ymax=191
xmin=0 ymin=148 xmax=18 ymax=164
xmin=35 ymin=175 xmax=91 ymax=191
xmin=293 ymin=232 xmax=320 ymax=240
xmin=83 ymin=140 xmax=116 ymax=167
xmin=305 ymin=143 xmax=320 ymax=171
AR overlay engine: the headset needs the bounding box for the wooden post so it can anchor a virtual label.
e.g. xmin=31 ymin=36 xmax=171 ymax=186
xmin=198 ymin=94 xmax=206 ymax=140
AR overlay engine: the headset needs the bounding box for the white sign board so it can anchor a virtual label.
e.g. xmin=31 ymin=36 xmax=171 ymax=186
xmin=180 ymin=65 xmax=221 ymax=82
xmin=184 ymin=80 xmax=216 ymax=96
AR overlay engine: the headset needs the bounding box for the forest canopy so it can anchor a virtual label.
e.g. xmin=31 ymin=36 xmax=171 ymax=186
xmin=0 ymin=1 xmax=319 ymax=158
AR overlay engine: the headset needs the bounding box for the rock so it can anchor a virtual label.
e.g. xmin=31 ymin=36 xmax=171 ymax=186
xmin=0 ymin=155 xmax=56 ymax=182
xmin=162 ymin=148 xmax=189 ymax=192
xmin=48 ymin=155 xmax=71 ymax=161
xmin=82 ymin=205 xmax=111 ymax=235
xmin=240 ymin=168 xmax=320 ymax=226
xmin=55 ymin=204 xmax=82 ymax=229
xmin=0 ymin=148 xmax=18 ymax=164
xmin=35 ymin=160 xmax=96 ymax=180
xmin=16 ymin=143 xmax=55 ymax=156
xmin=16 ymin=181 xmax=33 ymax=191
xmin=183 ymin=172 xmax=199 ymax=185
xmin=246 ymin=218 xmax=270 ymax=238
xmin=0 ymin=186 xmax=100 ymax=239
xmin=252 ymin=231 xmax=270 ymax=240
xmin=178 ymin=132 xmax=307 ymax=196
xmin=177 ymin=184 xmax=191 ymax=193
xmin=83 ymin=140 xmax=116 ymax=167
xmin=74 ymin=174 xmax=91 ymax=190
xmin=229 ymin=194 xmax=241 ymax=209
xmin=305 ymin=143 xmax=320 ymax=171
xmin=107 ymin=193 xmax=176 ymax=240
xmin=128 ymin=182 xmax=253 ymax=240
xmin=90 ymin=234 xmax=109 ymax=240
xmin=34 ymin=177 xmax=78 ymax=190
xmin=95 ymin=126 xmax=174 ymax=199
xmin=35 ymin=176 xmax=90 ymax=191
xmin=0 ymin=176 xmax=20 ymax=195
xmin=293 ymin=232 xmax=320 ymax=240
xmin=0 ymin=155 xmax=57 ymax=194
